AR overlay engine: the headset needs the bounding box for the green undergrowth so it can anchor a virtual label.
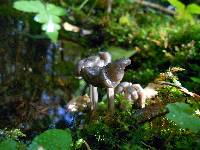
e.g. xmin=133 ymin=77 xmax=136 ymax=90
xmin=1 ymin=0 xmax=200 ymax=149
xmin=75 ymin=89 xmax=200 ymax=149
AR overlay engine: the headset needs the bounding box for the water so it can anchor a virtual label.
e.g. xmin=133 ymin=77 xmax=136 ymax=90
xmin=41 ymin=42 xmax=83 ymax=129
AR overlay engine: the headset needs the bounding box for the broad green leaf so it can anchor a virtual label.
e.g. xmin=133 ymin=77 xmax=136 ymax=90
xmin=107 ymin=46 xmax=136 ymax=60
xmin=34 ymin=13 xmax=48 ymax=23
xmin=187 ymin=3 xmax=200 ymax=14
xmin=46 ymin=31 xmax=59 ymax=43
xmin=168 ymin=0 xmax=185 ymax=12
xmin=51 ymin=15 xmax=62 ymax=23
xmin=0 ymin=139 xmax=18 ymax=150
xmin=190 ymin=77 xmax=200 ymax=84
xmin=48 ymin=15 xmax=62 ymax=23
xmin=46 ymin=3 xmax=66 ymax=16
xmin=28 ymin=129 xmax=72 ymax=150
xmin=13 ymin=0 xmax=45 ymax=13
xmin=166 ymin=102 xmax=200 ymax=133
xmin=34 ymin=13 xmax=61 ymax=23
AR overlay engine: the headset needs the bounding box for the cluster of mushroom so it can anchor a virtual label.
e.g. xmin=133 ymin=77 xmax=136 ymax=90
xmin=74 ymin=52 xmax=157 ymax=113
xmin=115 ymin=82 xmax=158 ymax=108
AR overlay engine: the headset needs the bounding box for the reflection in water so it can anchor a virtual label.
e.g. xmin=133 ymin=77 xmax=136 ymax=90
xmin=41 ymin=43 xmax=80 ymax=129
xmin=41 ymin=87 xmax=77 ymax=128
xmin=45 ymin=43 xmax=54 ymax=75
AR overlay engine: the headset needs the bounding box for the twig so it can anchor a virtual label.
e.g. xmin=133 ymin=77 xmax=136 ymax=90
xmin=141 ymin=141 xmax=154 ymax=149
xmin=129 ymin=80 xmax=199 ymax=126
xmin=132 ymin=104 xmax=168 ymax=124
xmin=84 ymin=140 xmax=92 ymax=150
xmin=158 ymin=81 xmax=200 ymax=100
xmin=134 ymin=0 xmax=175 ymax=15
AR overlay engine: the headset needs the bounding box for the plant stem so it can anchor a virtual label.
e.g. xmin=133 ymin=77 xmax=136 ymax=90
xmin=79 ymin=0 xmax=89 ymax=10
xmin=84 ymin=140 xmax=92 ymax=150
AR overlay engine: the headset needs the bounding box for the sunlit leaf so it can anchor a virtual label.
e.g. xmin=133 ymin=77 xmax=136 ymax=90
xmin=107 ymin=46 xmax=136 ymax=60
xmin=46 ymin=3 xmax=66 ymax=16
xmin=28 ymin=129 xmax=72 ymax=150
xmin=35 ymin=13 xmax=61 ymax=23
xmin=166 ymin=102 xmax=200 ymax=133
xmin=187 ymin=3 xmax=200 ymax=14
xmin=34 ymin=13 xmax=48 ymax=23
xmin=51 ymin=15 xmax=62 ymax=23
xmin=13 ymin=0 xmax=45 ymax=13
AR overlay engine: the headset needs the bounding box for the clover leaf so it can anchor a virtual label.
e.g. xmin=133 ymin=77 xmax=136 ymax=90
xmin=13 ymin=0 xmax=66 ymax=42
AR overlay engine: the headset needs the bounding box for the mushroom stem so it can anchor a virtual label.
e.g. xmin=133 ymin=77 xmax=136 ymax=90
xmin=92 ymin=86 xmax=98 ymax=110
xmin=107 ymin=0 xmax=112 ymax=13
xmin=89 ymin=84 xmax=93 ymax=109
xmin=107 ymin=88 xmax=115 ymax=113
xmin=89 ymin=84 xmax=98 ymax=110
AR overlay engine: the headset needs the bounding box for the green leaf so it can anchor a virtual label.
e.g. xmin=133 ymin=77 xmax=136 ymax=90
xmin=34 ymin=13 xmax=48 ymax=23
xmin=14 ymin=1 xmax=65 ymax=43
xmin=13 ymin=0 xmax=45 ymax=13
xmin=46 ymin=3 xmax=66 ymax=16
xmin=190 ymin=77 xmax=200 ymax=84
xmin=34 ymin=13 xmax=61 ymax=23
xmin=0 ymin=139 xmax=18 ymax=150
xmin=46 ymin=31 xmax=59 ymax=43
xmin=168 ymin=0 xmax=185 ymax=12
xmin=166 ymin=102 xmax=200 ymax=133
xmin=107 ymin=46 xmax=136 ymax=60
xmin=187 ymin=3 xmax=200 ymax=14
xmin=28 ymin=129 xmax=72 ymax=150
xmin=51 ymin=15 xmax=62 ymax=23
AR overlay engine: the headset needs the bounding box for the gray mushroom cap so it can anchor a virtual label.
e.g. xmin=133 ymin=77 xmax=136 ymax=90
xmin=75 ymin=52 xmax=112 ymax=77
xmin=80 ymin=58 xmax=131 ymax=88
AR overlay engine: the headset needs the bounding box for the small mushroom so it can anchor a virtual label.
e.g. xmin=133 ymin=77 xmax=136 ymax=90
xmin=81 ymin=58 xmax=131 ymax=113
xmin=115 ymin=82 xmax=132 ymax=94
xmin=76 ymin=52 xmax=111 ymax=110
xmin=115 ymin=82 xmax=158 ymax=108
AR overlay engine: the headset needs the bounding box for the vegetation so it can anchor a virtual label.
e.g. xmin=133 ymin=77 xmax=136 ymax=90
xmin=0 ymin=0 xmax=200 ymax=149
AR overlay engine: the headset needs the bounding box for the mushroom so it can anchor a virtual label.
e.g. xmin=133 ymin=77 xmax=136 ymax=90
xmin=76 ymin=52 xmax=111 ymax=78
xmin=81 ymin=58 xmax=131 ymax=113
xmin=115 ymin=82 xmax=158 ymax=108
xmin=76 ymin=52 xmax=111 ymax=110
